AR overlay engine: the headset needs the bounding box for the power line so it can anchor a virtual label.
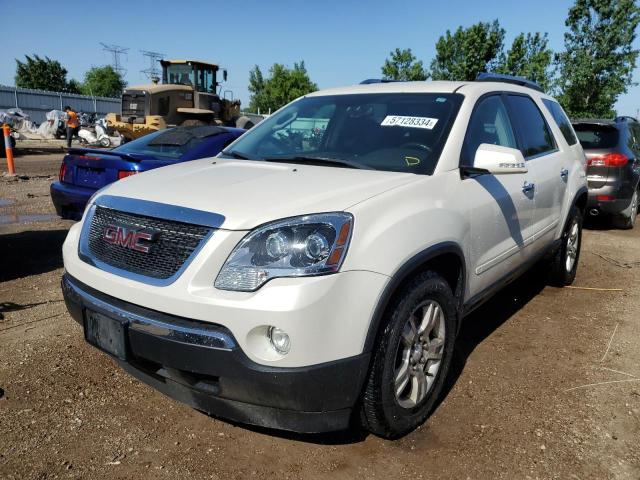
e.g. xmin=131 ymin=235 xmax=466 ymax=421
xmin=100 ymin=43 xmax=129 ymax=76
xmin=140 ymin=50 xmax=165 ymax=82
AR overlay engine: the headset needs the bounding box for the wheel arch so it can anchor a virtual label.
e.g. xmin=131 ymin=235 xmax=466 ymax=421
xmin=363 ymin=242 xmax=466 ymax=353
xmin=573 ymin=186 xmax=588 ymax=215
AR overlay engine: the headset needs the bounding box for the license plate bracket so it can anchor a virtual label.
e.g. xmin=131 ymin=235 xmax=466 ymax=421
xmin=84 ymin=309 xmax=128 ymax=360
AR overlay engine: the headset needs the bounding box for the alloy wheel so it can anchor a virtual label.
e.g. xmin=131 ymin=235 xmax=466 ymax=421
xmin=565 ymin=219 xmax=580 ymax=273
xmin=394 ymin=300 xmax=446 ymax=409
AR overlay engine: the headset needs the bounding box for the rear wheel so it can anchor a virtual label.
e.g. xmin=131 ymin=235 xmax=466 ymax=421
xmin=235 ymin=116 xmax=255 ymax=129
xmin=360 ymin=271 xmax=456 ymax=438
xmin=548 ymin=205 xmax=582 ymax=286
xmin=612 ymin=189 xmax=638 ymax=229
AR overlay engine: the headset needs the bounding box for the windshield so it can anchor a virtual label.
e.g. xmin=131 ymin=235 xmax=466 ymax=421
xmin=166 ymin=64 xmax=194 ymax=86
xmin=223 ymin=92 xmax=463 ymax=174
xmin=113 ymin=126 xmax=224 ymax=160
xmin=574 ymin=124 xmax=619 ymax=149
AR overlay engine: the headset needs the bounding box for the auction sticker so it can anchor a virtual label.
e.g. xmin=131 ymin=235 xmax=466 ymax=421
xmin=381 ymin=115 xmax=438 ymax=130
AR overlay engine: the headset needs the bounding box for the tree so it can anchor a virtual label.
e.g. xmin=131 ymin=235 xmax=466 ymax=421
xmin=429 ymin=20 xmax=505 ymax=81
xmin=248 ymin=61 xmax=317 ymax=112
xmin=66 ymin=79 xmax=83 ymax=94
xmin=81 ymin=65 xmax=126 ymax=98
xmin=15 ymin=55 xmax=74 ymax=92
xmin=381 ymin=48 xmax=427 ymax=81
xmin=556 ymin=0 xmax=640 ymax=118
xmin=248 ymin=65 xmax=266 ymax=112
xmin=496 ymin=33 xmax=553 ymax=91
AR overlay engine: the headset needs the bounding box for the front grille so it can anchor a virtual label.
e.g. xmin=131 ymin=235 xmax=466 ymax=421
xmin=86 ymin=206 xmax=211 ymax=279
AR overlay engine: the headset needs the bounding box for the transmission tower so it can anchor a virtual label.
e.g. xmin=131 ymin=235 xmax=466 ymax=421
xmin=140 ymin=50 xmax=165 ymax=82
xmin=100 ymin=43 xmax=129 ymax=76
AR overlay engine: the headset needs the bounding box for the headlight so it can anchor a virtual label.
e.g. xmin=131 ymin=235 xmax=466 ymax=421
xmin=215 ymin=213 xmax=353 ymax=291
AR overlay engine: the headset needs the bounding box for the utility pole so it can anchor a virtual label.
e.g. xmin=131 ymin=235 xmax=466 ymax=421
xmin=140 ymin=50 xmax=165 ymax=83
xmin=100 ymin=43 xmax=129 ymax=76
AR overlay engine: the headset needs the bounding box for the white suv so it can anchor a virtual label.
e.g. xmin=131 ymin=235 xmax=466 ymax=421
xmin=61 ymin=75 xmax=587 ymax=438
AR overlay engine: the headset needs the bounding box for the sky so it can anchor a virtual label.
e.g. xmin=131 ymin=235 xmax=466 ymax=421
xmin=2 ymin=0 xmax=639 ymax=115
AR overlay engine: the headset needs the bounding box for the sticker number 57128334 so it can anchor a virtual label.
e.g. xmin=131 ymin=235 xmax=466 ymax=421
xmin=381 ymin=115 xmax=439 ymax=130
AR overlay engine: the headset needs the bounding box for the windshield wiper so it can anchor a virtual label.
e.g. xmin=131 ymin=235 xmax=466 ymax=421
xmin=222 ymin=149 xmax=254 ymax=160
xmin=262 ymin=155 xmax=370 ymax=170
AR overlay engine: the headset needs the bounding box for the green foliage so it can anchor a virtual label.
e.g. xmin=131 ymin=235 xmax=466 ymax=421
xmin=81 ymin=65 xmax=126 ymax=98
xmin=556 ymin=0 xmax=640 ymax=118
xmin=66 ymin=78 xmax=83 ymax=94
xmin=248 ymin=61 xmax=318 ymax=113
xmin=381 ymin=48 xmax=427 ymax=81
xmin=429 ymin=20 xmax=505 ymax=81
xmin=15 ymin=54 xmax=75 ymax=92
xmin=496 ymin=33 xmax=553 ymax=91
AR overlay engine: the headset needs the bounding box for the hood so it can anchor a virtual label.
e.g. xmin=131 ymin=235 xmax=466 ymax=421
xmin=99 ymin=158 xmax=418 ymax=230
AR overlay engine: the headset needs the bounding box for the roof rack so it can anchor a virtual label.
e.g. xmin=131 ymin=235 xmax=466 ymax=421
xmin=475 ymin=73 xmax=543 ymax=92
xmin=360 ymin=78 xmax=399 ymax=84
xmin=614 ymin=115 xmax=638 ymax=123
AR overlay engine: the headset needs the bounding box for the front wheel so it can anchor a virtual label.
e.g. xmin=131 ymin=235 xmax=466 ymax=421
xmin=548 ymin=205 xmax=583 ymax=286
xmin=360 ymin=271 xmax=457 ymax=438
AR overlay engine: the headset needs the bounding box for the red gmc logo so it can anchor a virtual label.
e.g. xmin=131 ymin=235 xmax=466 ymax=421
xmin=103 ymin=226 xmax=155 ymax=253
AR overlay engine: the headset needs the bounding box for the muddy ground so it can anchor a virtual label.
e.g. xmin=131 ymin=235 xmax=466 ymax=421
xmin=1 ymin=152 xmax=639 ymax=479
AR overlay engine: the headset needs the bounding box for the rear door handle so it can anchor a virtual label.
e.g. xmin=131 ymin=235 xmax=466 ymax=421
xmin=560 ymin=168 xmax=569 ymax=180
xmin=522 ymin=181 xmax=535 ymax=194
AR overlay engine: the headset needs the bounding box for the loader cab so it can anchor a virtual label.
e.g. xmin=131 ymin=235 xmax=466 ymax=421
xmin=161 ymin=60 xmax=226 ymax=94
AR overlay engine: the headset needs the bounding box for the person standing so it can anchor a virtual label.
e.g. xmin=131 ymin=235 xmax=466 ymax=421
xmin=64 ymin=106 xmax=79 ymax=148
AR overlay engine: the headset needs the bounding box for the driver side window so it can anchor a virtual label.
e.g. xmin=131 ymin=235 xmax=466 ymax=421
xmin=462 ymin=95 xmax=517 ymax=166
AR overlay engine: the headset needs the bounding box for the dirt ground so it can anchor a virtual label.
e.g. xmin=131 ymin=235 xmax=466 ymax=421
xmin=1 ymin=151 xmax=639 ymax=480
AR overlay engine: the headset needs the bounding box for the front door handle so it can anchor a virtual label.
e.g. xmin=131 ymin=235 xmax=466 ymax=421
xmin=560 ymin=168 xmax=569 ymax=180
xmin=522 ymin=181 xmax=535 ymax=194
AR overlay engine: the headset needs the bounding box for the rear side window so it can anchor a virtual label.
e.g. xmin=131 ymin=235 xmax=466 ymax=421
xmin=507 ymin=95 xmax=557 ymax=158
xmin=542 ymin=99 xmax=577 ymax=146
xmin=462 ymin=95 xmax=517 ymax=166
xmin=573 ymin=124 xmax=619 ymax=149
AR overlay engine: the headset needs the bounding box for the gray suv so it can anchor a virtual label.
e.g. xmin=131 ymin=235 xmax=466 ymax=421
xmin=572 ymin=117 xmax=640 ymax=228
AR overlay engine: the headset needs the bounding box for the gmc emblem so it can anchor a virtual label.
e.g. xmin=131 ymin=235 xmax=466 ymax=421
xmin=103 ymin=225 xmax=156 ymax=253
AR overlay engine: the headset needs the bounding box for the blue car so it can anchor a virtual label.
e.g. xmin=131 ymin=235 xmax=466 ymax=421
xmin=50 ymin=125 xmax=244 ymax=220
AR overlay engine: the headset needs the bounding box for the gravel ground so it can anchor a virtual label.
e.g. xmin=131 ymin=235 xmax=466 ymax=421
xmin=1 ymin=152 xmax=639 ymax=479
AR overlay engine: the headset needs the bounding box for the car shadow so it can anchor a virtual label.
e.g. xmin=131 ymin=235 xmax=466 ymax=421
xmin=435 ymin=262 xmax=549 ymax=410
xmin=583 ymin=215 xmax=617 ymax=231
xmin=0 ymin=229 xmax=67 ymax=282
xmin=0 ymin=301 xmax=54 ymax=320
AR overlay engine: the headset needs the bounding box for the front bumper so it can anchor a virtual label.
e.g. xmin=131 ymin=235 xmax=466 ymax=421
xmin=62 ymin=273 xmax=370 ymax=433
xmin=50 ymin=182 xmax=94 ymax=220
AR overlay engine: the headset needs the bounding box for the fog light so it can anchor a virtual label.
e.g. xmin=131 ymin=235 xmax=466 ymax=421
xmin=268 ymin=326 xmax=290 ymax=355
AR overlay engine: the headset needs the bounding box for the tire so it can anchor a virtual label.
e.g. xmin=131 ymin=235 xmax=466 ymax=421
xmin=360 ymin=271 xmax=457 ymax=438
xmin=235 ymin=116 xmax=255 ymax=129
xmin=612 ymin=189 xmax=638 ymax=230
xmin=99 ymin=137 xmax=111 ymax=148
xmin=548 ymin=205 xmax=583 ymax=287
xmin=180 ymin=119 xmax=207 ymax=126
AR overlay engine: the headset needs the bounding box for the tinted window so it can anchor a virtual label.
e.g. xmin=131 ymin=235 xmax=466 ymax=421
xmin=542 ymin=99 xmax=577 ymax=146
xmin=507 ymin=95 xmax=557 ymax=158
xmin=114 ymin=126 xmax=226 ymax=160
xmin=224 ymin=93 xmax=464 ymax=175
xmin=573 ymin=124 xmax=619 ymax=149
xmin=463 ymin=95 xmax=517 ymax=165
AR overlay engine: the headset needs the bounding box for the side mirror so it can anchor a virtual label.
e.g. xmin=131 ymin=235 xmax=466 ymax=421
xmin=473 ymin=143 xmax=527 ymax=174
